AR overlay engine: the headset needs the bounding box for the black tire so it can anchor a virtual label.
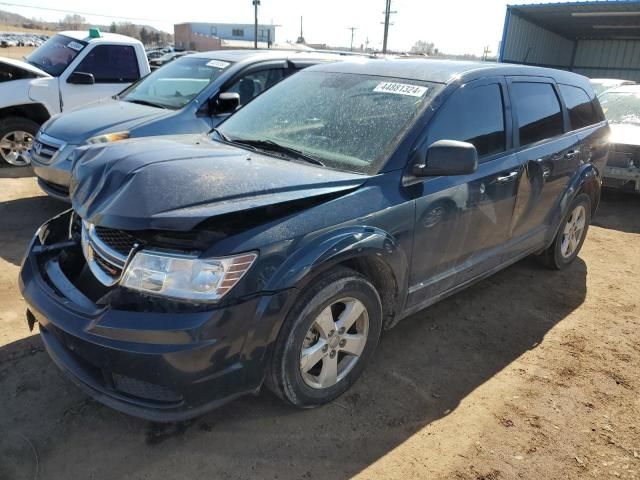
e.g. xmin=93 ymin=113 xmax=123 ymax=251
xmin=266 ymin=267 xmax=382 ymax=408
xmin=539 ymin=193 xmax=591 ymax=270
xmin=0 ymin=116 xmax=39 ymax=167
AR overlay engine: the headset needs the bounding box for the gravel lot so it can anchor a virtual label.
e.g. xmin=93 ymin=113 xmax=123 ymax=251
xmin=0 ymin=168 xmax=638 ymax=480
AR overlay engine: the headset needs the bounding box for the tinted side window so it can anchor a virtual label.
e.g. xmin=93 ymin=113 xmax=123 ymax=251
xmin=511 ymin=82 xmax=563 ymax=146
xmin=559 ymin=84 xmax=600 ymax=130
xmin=75 ymin=45 xmax=140 ymax=83
xmin=225 ymin=68 xmax=286 ymax=106
xmin=427 ymin=83 xmax=506 ymax=158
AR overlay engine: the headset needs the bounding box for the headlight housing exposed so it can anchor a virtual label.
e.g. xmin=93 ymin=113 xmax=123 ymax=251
xmin=120 ymin=251 xmax=257 ymax=302
xmin=85 ymin=131 xmax=130 ymax=145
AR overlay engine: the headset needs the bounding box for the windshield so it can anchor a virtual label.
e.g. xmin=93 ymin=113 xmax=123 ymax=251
xmin=217 ymin=71 xmax=441 ymax=174
xmin=121 ymin=57 xmax=232 ymax=109
xmin=25 ymin=34 xmax=87 ymax=76
xmin=599 ymin=89 xmax=640 ymax=125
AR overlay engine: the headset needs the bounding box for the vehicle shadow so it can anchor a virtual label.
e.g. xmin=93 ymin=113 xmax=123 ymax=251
xmin=0 ymin=256 xmax=587 ymax=480
xmin=593 ymin=190 xmax=640 ymax=234
xmin=0 ymin=195 xmax=68 ymax=266
xmin=0 ymin=165 xmax=35 ymax=179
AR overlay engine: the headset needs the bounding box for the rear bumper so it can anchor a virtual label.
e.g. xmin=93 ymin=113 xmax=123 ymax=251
xmin=603 ymin=165 xmax=640 ymax=192
xmin=19 ymin=211 xmax=294 ymax=421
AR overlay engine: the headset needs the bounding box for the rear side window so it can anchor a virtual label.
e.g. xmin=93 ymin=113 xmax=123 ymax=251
xmin=559 ymin=84 xmax=600 ymax=130
xmin=427 ymin=83 xmax=506 ymax=158
xmin=74 ymin=45 xmax=140 ymax=83
xmin=511 ymin=82 xmax=563 ymax=146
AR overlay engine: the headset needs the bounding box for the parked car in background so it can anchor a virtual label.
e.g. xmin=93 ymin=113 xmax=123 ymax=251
xmin=0 ymin=29 xmax=150 ymax=166
xmin=20 ymin=60 xmax=608 ymax=421
xmin=599 ymin=84 xmax=640 ymax=193
xmin=590 ymin=78 xmax=635 ymax=96
xmin=30 ymin=49 xmax=347 ymax=200
xmin=149 ymin=50 xmax=195 ymax=70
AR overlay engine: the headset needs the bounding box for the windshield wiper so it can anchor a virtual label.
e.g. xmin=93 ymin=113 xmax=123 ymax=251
xmin=125 ymin=99 xmax=168 ymax=109
xmin=229 ymin=138 xmax=325 ymax=166
xmin=211 ymin=127 xmax=231 ymax=142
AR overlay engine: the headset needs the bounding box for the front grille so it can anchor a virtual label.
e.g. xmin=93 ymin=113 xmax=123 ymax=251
xmin=112 ymin=374 xmax=182 ymax=403
xmin=31 ymin=133 xmax=65 ymax=164
xmin=81 ymin=221 xmax=139 ymax=286
xmin=94 ymin=226 xmax=139 ymax=256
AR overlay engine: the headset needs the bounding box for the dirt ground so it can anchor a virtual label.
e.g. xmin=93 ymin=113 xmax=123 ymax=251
xmin=0 ymin=46 xmax=37 ymax=60
xmin=0 ymin=168 xmax=638 ymax=480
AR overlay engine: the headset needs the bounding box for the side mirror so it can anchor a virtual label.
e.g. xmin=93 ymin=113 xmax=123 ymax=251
xmin=212 ymin=92 xmax=240 ymax=115
xmin=67 ymin=71 xmax=95 ymax=85
xmin=413 ymin=140 xmax=478 ymax=177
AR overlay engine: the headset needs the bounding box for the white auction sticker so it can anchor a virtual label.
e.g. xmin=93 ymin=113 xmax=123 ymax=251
xmin=374 ymin=82 xmax=428 ymax=97
xmin=206 ymin=60 xmax=230 ymax=69
xmin=67 ymin=41 xmax=84 ymax=51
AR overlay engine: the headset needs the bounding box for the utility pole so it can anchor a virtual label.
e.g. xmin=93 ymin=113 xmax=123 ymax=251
xmin=253 ymin=0 xmax=260 ymax=49
xmin=482 ymin=45 xmax=491 ymax=61
xmin=297 ymin=16 xmax=306 ymax=44
xmin=382 ymin=0 xmax=396 ymax=54
xmin=347 ymin=26 xmax=357 ymax=51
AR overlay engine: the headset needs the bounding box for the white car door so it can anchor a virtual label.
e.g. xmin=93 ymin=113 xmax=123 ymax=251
xmin=58 ymin=44 xmax=141 ymax=111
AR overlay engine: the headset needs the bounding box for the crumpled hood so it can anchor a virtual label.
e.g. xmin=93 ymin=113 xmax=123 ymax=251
xmin=609 ymin=122 xmax=640 ymax=146
xmin=0 ymin=56 xmax=50 ymax=78
xmin=70 ymin=135 xmax=368 ymax=231
xmin=43 ymin=99 xmax=170 ymax=144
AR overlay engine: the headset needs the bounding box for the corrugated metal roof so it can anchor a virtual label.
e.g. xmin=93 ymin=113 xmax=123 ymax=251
xmin=507 ymin=1 xmax=640 ymax=39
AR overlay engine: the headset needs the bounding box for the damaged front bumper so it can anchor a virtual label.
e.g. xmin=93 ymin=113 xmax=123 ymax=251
xmin=18 ymin=210 xmax=292 ymax=421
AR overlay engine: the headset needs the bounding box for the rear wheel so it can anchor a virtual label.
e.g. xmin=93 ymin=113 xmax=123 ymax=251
xmin=0 ymin=117 xmax=39 ymax=166
xmin=266 ymin=267 xmax=382 ymax=407
xmin=539 ymin=193 xmax=591 ymax=270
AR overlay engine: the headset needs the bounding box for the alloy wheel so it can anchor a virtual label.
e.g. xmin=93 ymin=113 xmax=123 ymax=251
xmin=0 ymin=130 xmax=33 ymax=166
xmin=300 ymin=297 xmax=369 ymax=389
xmin=561 ymin=204 xmax=586 ymax=258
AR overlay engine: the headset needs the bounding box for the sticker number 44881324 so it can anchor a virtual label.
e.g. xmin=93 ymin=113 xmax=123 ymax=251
xmin=374 ymin=82 xmax=428 ymax=97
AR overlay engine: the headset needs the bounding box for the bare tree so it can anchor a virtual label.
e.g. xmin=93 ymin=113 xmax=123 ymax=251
xmin=410 ymin=40 xmax=437 ymax=56
xmin=59 ymin=14 xmax=87 ymax=30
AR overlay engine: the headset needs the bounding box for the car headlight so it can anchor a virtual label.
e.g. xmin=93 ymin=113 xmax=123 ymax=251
xmin=120 ymin=251 xmax=257 ymax=302
xmin=85 ymin=131 xmax=129 ymax=145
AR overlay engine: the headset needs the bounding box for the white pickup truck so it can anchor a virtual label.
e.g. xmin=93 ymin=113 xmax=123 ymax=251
xmin=0 ymin=29 xmax=150 ymax=165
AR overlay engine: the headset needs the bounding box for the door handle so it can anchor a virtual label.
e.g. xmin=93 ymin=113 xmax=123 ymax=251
xmin=496 ymin=171 xmax=519 ymax=183
xmin=565 ymin=150 xmax=579 ymax=159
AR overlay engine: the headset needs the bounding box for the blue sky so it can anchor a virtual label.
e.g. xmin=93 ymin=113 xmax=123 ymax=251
xmin=0 ymin=1 xmax=570 ymax=55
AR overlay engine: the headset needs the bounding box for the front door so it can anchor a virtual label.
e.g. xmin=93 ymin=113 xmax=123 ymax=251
xmin=211 ymin=62 xmax=288 ymax=126
xmin=407 ymin=77 xmax=520 ymax=307
xmin=59 ymin=44 xmax=141 ymax=110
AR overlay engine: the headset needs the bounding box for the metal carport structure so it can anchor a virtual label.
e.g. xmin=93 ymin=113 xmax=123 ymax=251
xmin=500 ymin=1 xmax=640 ymax=80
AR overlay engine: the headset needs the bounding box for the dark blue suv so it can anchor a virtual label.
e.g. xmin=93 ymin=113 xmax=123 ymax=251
xmin=19 ymin=59 xmax=609 ymax=421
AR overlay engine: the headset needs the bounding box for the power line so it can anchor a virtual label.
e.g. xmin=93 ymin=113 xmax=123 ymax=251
xmin=0 ymin=1 xmax=168 ymax=24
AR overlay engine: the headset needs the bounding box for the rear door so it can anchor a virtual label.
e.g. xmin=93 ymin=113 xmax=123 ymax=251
xmin=407 ymin=77 xmax=521 ymax=306
xmin=505 ymin=78 xmax=580 ymax=256
xmin=59 ymin=44 xmax=141 ymax=110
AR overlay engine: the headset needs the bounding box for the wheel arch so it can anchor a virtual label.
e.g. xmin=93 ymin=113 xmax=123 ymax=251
xmin=0 ymin=103 xmax=51 ymax=126
xmin=547 ymin=163 xmax=600 ymax=245
xmin=266 ymin=226 xmax=409 ymax=330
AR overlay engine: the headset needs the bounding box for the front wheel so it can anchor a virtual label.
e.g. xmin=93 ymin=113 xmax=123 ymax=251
xmin=0 ymin=117 xmax=39 ymax=166
xmin=539 ymin=193 xmax=591 ymax=270
xmin=266 ymin=268 xmax=382 ymax=408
